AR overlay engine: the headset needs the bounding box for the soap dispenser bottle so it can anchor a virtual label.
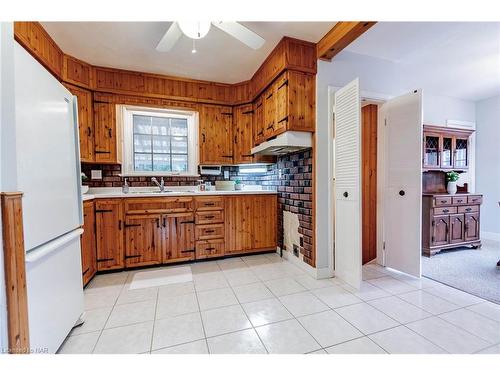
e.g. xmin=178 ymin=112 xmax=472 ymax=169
xmin=122 ymin=178 xmax=129 ymax=194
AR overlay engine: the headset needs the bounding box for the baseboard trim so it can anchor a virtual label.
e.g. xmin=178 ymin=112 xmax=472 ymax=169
xmin=279 ymin=248 xmax=333 ymax=279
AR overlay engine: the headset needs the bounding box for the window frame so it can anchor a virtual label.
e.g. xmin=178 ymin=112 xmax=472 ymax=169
xmin=120 ymin=105 xmax=199 ymax=177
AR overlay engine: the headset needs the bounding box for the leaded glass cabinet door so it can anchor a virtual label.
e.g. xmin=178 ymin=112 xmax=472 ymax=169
xmin=454 ymin=136 xmax=469 ymax=169
xmin=441 ymin=136 xmax=453 ymax=168
xmin=423 ymin=132 xmax=440 ymax=168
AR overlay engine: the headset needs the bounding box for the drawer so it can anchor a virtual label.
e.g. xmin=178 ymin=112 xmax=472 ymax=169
xmin=434 ymin=206 xmax=457 ymax=215
xmin=195 ymin=196 xmax=224 ymax=211
xmin=467 ymin=196 xmax=482 ymax=205
xmin=457 ymin=205 xmax=479 ymax=213
xmin=452 ymin=196 xmax=467 ymax=205
xmin=124 ymin=197 xmax=193 ymax=214
xmin=195 ymin=210 xmax=224 ymax=224
xmin=434 ymin=197 xmax=452 ymax=206
xmin=195 ymin=239 xmax=225 ymax=259
xmin=195 ymin=224 xmax=224 ymax=240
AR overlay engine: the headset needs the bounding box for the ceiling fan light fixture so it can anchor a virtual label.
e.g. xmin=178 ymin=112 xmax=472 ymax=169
xmin=178 ymin=21 xmax=211 ymax=40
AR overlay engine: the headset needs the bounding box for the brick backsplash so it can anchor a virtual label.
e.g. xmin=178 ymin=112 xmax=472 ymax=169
xmin=80 ymin=148 xmax=314 ymax=266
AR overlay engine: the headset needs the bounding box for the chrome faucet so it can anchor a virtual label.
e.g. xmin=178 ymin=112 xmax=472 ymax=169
xmin=151 ymin=177 xmax=165 ymax=192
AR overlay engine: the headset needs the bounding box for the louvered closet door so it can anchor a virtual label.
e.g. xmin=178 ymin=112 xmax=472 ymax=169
xmin=334 ymin=78 xmax=362 ymax=289
xmin=379 ymin=90 xmax=422 ymax=277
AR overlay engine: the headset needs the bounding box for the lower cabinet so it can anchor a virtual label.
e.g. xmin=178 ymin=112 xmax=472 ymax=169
xmin=225 ymin=194 xmax=277 ymax=255
xmin=93 ymin=194 xmax=278 ymax=271
xmin=464 ymin=212 xmax=480 ymax=241
xmin=81 ymin=200 xmax=97 ymax=286
xmin=95 ymin=199 xmax=124 ymax=271
xmin=124 ymin=214 xmax=162 ymax=267
xmin=163 ymin=212 xmax=196 ymax=263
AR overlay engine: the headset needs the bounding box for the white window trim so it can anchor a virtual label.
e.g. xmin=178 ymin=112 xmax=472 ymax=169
xmin=120 ymin=105 xmax=199 ymax=177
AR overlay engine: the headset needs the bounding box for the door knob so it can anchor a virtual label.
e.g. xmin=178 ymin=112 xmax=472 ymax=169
xmin=399 ymin=190 xmax=405 ymax=196
xmin=343 ymin=191 xmax=349 ymax=198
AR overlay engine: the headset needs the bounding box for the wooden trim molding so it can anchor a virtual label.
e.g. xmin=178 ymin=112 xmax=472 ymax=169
xmin=317 ymin=21 xmax=376 ymax=61
xmin=1 ymin=192 xmax=29 ymax=354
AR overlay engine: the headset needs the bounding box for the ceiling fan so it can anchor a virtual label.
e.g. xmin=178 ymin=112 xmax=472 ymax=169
xmin=156 ymin=21 xmax=265 ymax=53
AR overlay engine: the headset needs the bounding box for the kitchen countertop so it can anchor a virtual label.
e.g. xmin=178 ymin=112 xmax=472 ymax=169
xmin=81 ymin=186 xmax=277 ymax=200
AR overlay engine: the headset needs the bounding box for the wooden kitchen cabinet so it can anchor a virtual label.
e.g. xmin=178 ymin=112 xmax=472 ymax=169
xmin=64 ymin=83 xmax=94 ymax=162
xmin=199 ymin=105 xmax=233 ymax=164
xmin=94 ymin=102 xmax=120 ymax=164
xmin=124 ymin=214 xmax=162 ymax=267
xmin=95 ymin=199 xmax=124 ymax=270
xmin=263 ymin=84 xmax=277 ymax=139
xmin=225 ymin=194 xmax=277 ymax=254
xmin=253 ymin=97 xmax=265 ymax=146
xmin=163 ymin=212 xmax=196 ymax=263
xmin=81 ymin=200 xmax=97 ymax=286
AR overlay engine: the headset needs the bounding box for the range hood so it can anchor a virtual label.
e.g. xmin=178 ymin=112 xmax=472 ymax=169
xmin=251 ymin=131 xmax=313 ymax=156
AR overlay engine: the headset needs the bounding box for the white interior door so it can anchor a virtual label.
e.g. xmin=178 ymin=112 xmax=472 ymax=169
xmin=334 ymin=78 xmax=362 ymax=289
xmin=379 ymin=90 xmax=423 ymax=277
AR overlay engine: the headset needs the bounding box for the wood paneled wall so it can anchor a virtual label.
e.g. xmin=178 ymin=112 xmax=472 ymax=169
xmin=14 ymin=23 xmax=317 ymax=107
xmin=1 ymin=193 xmax=29 ymax=354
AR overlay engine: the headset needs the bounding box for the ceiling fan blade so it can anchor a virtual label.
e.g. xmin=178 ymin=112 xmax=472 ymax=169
xmin=212 ymin=22 xmax=265 ymax=50
xmin=156 ymin=22 xmax=182 ymax=52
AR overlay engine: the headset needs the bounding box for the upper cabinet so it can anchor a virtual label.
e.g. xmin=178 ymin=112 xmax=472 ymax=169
xmin=423 ymin=125 xmax=473 ymax=171
xmin=63 ymin=55 xmax=93 ymax=89
xmin=199 ymin=105 xmax=234 ymax=165
xmin=253 ymin=70 xmax=315 ymax=146
xmin=64 ymin=83 xmax=95 ymax=163
xmin=94 ymin=101 xmax=121 ymax=164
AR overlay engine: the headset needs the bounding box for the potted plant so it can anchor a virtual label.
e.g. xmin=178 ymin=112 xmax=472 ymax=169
xmin=81 ymin=172 xmax=89 ymax=194
xmin=234 ymin=178 xmax=244 ymax=191
xmin=446 ymin=171 xmax=459 ymax=195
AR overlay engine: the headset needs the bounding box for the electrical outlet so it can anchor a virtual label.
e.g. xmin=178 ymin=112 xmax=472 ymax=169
xmin=91 ymin=170 xmax=102 ymax=180
xmin=293 ymin=244 xmax=299 ymax=257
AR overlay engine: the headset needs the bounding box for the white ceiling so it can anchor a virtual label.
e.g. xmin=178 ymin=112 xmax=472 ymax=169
xmin=342 ymin=22 xmax=500 ymax=101
xmin=41 ymin=22 xmax=335 ymax=83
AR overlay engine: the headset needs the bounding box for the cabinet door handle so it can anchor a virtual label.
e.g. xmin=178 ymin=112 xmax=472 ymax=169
xmin=202 ymin=133 xmax=206 ymax=143
xmin=124 ymin=223 xmax=141 ymax=228
xmin=277 ymin=79 xmax=289 ymax=90
xmin=266 ymin=92 xmax=273 ymax=100
xmin=156 ymin=218 xmax=160 ymax=228
xmin=118 ymin=220 xmax=122 ymax=230
xmin=266 ymin=124 xmax=274 ymax=130
xmin=234 ymin=135 xmax=237 ymax=144
xmin=257 ymin=130 xmax=264 ymax=136
xmin=278 ymin=116 xmax=288 ymax=124
xmin=107 ymin=128 xmax=112 ymax=138
xmin=163 ymin=217 xmax=167 ymax=227
xmin=87 ymin=126 xmax=92 ymax=137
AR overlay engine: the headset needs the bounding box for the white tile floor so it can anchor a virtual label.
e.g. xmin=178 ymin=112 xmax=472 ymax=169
xmin=58 ymin=253 xmax=500 ymax=354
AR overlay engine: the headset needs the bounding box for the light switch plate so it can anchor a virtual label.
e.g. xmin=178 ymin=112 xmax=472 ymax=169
xmin=91 ymin=170 xmax=102 ymax=180
xmin=224 ymin=170 xmax=229 ymax=179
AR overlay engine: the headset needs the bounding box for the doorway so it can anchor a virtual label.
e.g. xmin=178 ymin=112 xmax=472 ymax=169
xmin=361 ymin=103 xmax=378 ymax=264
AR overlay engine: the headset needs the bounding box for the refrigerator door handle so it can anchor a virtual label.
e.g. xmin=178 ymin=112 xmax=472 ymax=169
xmin=25 ymin=228 xmax=83 ymax=263
xmin=70 ymin=95 xmax=84 ymax=226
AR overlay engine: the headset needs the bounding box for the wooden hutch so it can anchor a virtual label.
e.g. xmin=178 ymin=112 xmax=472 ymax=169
xmin=421 ymin=125 xmax=482 ymax=256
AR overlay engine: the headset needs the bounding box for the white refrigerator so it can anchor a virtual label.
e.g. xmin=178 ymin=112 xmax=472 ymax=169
xmin=14 ymin=43 xmax=84 ymax=353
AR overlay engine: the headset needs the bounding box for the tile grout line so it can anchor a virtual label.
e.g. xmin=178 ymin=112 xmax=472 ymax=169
xmin=148 ymin=288 xmax=160 ymax=353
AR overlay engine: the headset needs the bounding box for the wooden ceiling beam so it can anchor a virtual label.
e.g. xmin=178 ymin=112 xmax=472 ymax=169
xmin=317 ymin=21 xmax=377 ymax=61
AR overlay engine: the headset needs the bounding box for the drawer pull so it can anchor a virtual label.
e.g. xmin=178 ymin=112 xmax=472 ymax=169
xmin=95 ymin=209 xmax=112 ymax=213
xmin=204 ymin=230 xmax=215 ymax=233
xmin=440 ymin=200 xmax=447 ymax=203
xmin=181 ymin=249 xmax=195 ymax=253
xmin=443 ymin=209 xmax=449 ymax=213
xmin=204 ymin=203 xmax=215 ymax=206
xmin=125 ymin=255 xmax=141 ymax=259
xmin=205 ymin=247 xmax=216 ymax=251
xmin=124 ymin=223 xmax=141 ymax=228
xmin=97 ymin=258 xmax=114 ymax=262
xmin=204 ymin=215 xmax=215 ymax=219
xmin=465 ymin=208 xmax=472 ymax=212
xmin=180 ymin=220 xmax=195 ymax=224
xmin=278 ymin=116 xmax=288 ymax=124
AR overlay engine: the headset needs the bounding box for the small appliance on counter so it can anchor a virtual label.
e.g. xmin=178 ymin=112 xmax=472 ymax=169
xmin=215 ymin=180 xmax=236 ymax=191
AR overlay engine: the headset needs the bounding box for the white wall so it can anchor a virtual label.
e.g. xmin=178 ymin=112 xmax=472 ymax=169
xmin=315 ymin=56 xmax=478 ymax=271
xmin=475 ymin=95 xmax=500 ymax=239
xmin=0 ymin=22 xmax=17 ymax=352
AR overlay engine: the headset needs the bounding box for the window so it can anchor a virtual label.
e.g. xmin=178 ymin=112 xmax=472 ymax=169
xmin=121 ymin=106 xmax=198 ymax=176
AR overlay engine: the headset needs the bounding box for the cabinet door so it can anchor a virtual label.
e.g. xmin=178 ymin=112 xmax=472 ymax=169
xmin=95 ymin=200 xmax=124 ymax=271
xmin=263 ymin=85 xmax=276 ymax=139
xmin=454 ymin=136 xmax=469 ymax=169
xmin=423 ymin=132 xmax=440 ymax=168
xmin=94 ymin=102 xmax=118 ymax=163
xmin=449 ymin=214 xmax=465 ymax=244
xmin=233 ymin=104 xmax=254 ymax=164
xmin=225 ymin=196 xmax=253 ymax=254
xmin=464 ymin=212 xmax=480 ymax=241
xmin=441 ymin=136 xmax=453 ymax=169
xmin=124 ymin=215 xmax=162 ymax=267
xmin=431 ymin=215 xmax=449 ymax=246
xmin=81 ymin=201 xmax=97 ymax=286
xmin=64 ymin=83 xmax=94 ymax=162
xmin=199 ymin=105 xmax=233 ymax=164
xmin=252 ymin=195 xmax=277 ymax=250
xmin=253 ymin=97 xmax=265 ymax=145
xmin=163 ymin=212 xmax=195 ymax=263
xmin=275 ymin=72 xmax=289 ymax=134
